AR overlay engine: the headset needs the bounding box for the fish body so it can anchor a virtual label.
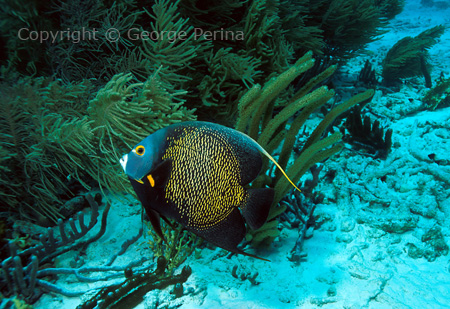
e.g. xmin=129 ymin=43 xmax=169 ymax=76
xmin=120 ymin=121 xmax=274 ymax=260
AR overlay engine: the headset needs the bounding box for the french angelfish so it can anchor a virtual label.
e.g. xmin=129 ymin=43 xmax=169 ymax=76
xmin=120 ymin=121 xmax=301 ymax=261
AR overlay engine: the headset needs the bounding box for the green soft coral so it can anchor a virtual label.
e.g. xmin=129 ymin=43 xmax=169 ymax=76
xmin=382 ymin=25 xmax=446 ymax=86
xmin=0 ymin=70 xmax=196 ymax=223
xmin=307 ymin=0 xmax=388 ymax=61
xmin=2 ymin=0 xmax=394 ymax=124
xmin=140 ymin=0 xmax=206 ymax=85
xmin=422 ymin=77 xmax=450 ymax=110
xmin=236 ymin=52 xmax=374 ymax=246
xmin=85 ymin=70 xmax=196 ymax=194
xmin=198 ymin=48 xmax=262 ymax=108
xmin=76 ymin=70 xmax=195 ymax=194
xmin=0 ymin=77 xmax=93 ymax=222
xmin=146 ymin=220 xmax=201 ymax=275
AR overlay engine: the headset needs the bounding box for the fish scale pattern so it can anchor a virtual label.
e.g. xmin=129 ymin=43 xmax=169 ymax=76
xmin=161 ymin=125 xmax=247 ymax=231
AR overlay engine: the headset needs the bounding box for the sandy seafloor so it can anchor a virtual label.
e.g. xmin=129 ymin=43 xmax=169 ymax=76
xmin=35 ymin=1 xmax=450 ymax=308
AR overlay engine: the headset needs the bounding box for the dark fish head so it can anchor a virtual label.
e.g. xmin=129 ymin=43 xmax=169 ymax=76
xmin=120 ymin=129 xmax=167 ymax=183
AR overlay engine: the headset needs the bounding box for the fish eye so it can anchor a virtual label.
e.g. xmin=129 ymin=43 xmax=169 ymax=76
xmin=134 ymin=145 xmax=145 ymax=156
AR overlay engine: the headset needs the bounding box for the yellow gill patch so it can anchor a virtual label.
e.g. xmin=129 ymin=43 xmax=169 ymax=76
xmin=147 ymin=174 xmax=155 ymax=187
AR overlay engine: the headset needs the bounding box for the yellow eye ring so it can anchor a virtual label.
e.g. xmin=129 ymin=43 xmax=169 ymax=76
xmin=134 ymin=145 xmax=145 ymax=156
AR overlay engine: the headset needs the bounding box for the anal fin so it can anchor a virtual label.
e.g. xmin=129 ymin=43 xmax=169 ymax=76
xmin=231 ymin=247 xmax=271 ymax=262
xmin=190 ymin=205 xmax=271 ymax=262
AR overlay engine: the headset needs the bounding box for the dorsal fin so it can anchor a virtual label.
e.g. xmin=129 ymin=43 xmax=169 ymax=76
xmin=238 ymin=131 xmax=302 ymax=193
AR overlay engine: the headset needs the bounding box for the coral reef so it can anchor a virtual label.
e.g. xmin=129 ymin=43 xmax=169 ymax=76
xmin=0 ymin=0 xmax=398 ymax=224
xmin=281 ymin=191 xmax=318 ymax=263
xmin=1 ymin=0 xmax=395 ymax=114
xmin=0 ymin=1 xmax=409 ymax=287
xmin=4 ymin=0 xmax=449 ymax=307
xmin=279 ymin=165 xmax=325 ymax=263
xmin=302 ymin=0 xmax=390 ymax=61
xmin=0 ymin=0 xmax=145 ymax=82
xmin=0 ymin=77 xmax=94 ymax=222
xmin=0 ymin=194 xmax=155 ymax=306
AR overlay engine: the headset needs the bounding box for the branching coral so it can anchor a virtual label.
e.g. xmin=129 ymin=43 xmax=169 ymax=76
xmin=0 ymin=0 xmax=55 ymax=76
xmin=140 ymin=0 xmax=206 ymax=83
xmin=1 ymin=195 xmax=110 ymax=302
xmin=0 ymin=194 xmax=172 ymax=307
xmin=243 ymin=0 xmax=293 ymax=73
xmin=357 ymin=60 xmax=378 ymax=88
xmin=280 ymin=186 xmax=320 ymax=264
xmin=50 ymin=0 xmax=143 ymax=83
xmin=342 ymin=107 xmax=393 ymax=159
xmin=77 ymin=256 xmax=192 ymax=309
xmin=197 ymin=48 xmax=262 ymax=114
xmin=146 ymin=220 xmax=201 ymax=275
xmin=1 ymin=0 xmax=393 ymax=119
xmin=376 ymin=0 xmax=405 ymax=19
xmin=278 ymin=0 xmax=325 ymax=55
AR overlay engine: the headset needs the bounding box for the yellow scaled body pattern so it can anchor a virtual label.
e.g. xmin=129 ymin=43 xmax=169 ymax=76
xmin=162 ymin=125 xmax=247 ymax=230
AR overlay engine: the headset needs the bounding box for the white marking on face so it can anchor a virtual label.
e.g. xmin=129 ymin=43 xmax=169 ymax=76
xmin=120 ymin=154 xmax=128 ymax=172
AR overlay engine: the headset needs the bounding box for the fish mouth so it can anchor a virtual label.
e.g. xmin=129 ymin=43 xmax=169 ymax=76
xmin=119 ymin=154 xmax=128 ymax=172
xmin=120 ymin=154 xmax=144 ymax=184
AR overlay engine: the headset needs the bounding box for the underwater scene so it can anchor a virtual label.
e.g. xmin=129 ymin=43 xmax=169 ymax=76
xmin=1 ymin=0 xmax=449 ymax=308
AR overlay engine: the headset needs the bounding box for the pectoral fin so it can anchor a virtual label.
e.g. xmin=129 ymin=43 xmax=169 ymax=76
xmin=147 ymin=208 xmax=166 ymax=243
xmin=149 ymin=159 xmax=172 ymax=188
